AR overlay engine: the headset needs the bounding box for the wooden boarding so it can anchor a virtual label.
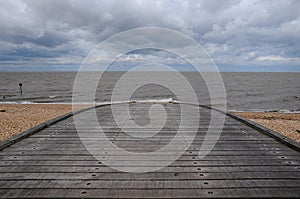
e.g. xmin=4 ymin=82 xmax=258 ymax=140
xmin=0 ymin=103 xmax=299 ymax=198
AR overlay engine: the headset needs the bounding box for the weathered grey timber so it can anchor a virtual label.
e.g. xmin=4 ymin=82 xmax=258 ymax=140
xmin=0 ymin=102 xmax=299 ymax=198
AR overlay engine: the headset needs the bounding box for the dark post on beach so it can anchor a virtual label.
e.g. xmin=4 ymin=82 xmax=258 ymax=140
xmin=19 ymin=83 xmax=23 ymax=95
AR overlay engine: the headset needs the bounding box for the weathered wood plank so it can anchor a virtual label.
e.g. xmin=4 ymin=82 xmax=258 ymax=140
xmin=1 ymin=179 xmax=300 ymax=189
xmin=1 ymin=155 xmax=299 ymax=161
xmin=1 ymin=187 xmax=299 ymax=198
xmin=0 ymin=171 xmax=299 ymax=180
xmin=0 ymin=161 xmax=298 ymax=167
xmin=0 ymin=165 xmax=298 ymax=173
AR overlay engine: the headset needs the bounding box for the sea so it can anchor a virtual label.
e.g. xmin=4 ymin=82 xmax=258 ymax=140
xmin=0 ymin=72 xmax=299 ymax=112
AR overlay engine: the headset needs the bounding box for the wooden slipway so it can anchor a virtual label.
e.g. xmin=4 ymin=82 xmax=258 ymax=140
xmin=0 ymin=102 xmax=299 ymax=198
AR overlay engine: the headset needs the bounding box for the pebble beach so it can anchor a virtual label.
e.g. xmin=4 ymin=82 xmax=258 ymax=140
xmin=235 ymin=112 xmax=300 ymax=142
xmin=0 ymin=104 xmax=299 ymax=142
xmin=0 ymin=104 xmax=91 ymax=142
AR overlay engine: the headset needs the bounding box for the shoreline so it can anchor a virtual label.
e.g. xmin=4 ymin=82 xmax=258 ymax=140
xmin=0 ymin=104 xmax=299 ymax=143
xmin=1 ymin=102 xmax=299 ymax=113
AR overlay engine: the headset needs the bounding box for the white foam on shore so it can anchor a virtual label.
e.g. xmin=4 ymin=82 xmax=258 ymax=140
xmin=99 ymin=98 xmax=178 ymax=105
xmin=1 ymin=99 xmax=299 ymax=113
xmin=0 ymin=98 xmax=178 ymax=105
xmin=0 ymin=101 xmax=36 ymax=104
xmin=129 ymin=98 xmax=178 ymax=103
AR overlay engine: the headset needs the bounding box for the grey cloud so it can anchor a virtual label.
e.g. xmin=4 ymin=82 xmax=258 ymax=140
xmin=0 ymin=0 xmax=299 ymax=69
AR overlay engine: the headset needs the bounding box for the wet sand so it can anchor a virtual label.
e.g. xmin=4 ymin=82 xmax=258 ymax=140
xmin=0 ymin=104 xmax=299 ymax=142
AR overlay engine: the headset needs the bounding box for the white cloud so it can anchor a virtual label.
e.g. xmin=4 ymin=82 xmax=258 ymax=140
xmin=256 ymin=56 xmax=300 ymax=62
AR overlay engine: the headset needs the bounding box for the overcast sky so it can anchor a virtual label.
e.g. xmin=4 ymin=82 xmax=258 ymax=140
xmin=0 ymin=0 xmax=299 ymax=71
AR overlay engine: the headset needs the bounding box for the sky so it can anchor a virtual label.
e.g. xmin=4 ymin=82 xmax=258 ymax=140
xmin=0 ymin=0 xmax=299 ymax=72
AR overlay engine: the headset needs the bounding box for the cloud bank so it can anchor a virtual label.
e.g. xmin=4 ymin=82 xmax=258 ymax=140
xmin=0 ymin=0 xmax=299 ymax=71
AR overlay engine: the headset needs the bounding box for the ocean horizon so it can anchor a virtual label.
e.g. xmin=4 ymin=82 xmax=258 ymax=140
xmin=0 ymin=71 xmax=299 ymax=112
